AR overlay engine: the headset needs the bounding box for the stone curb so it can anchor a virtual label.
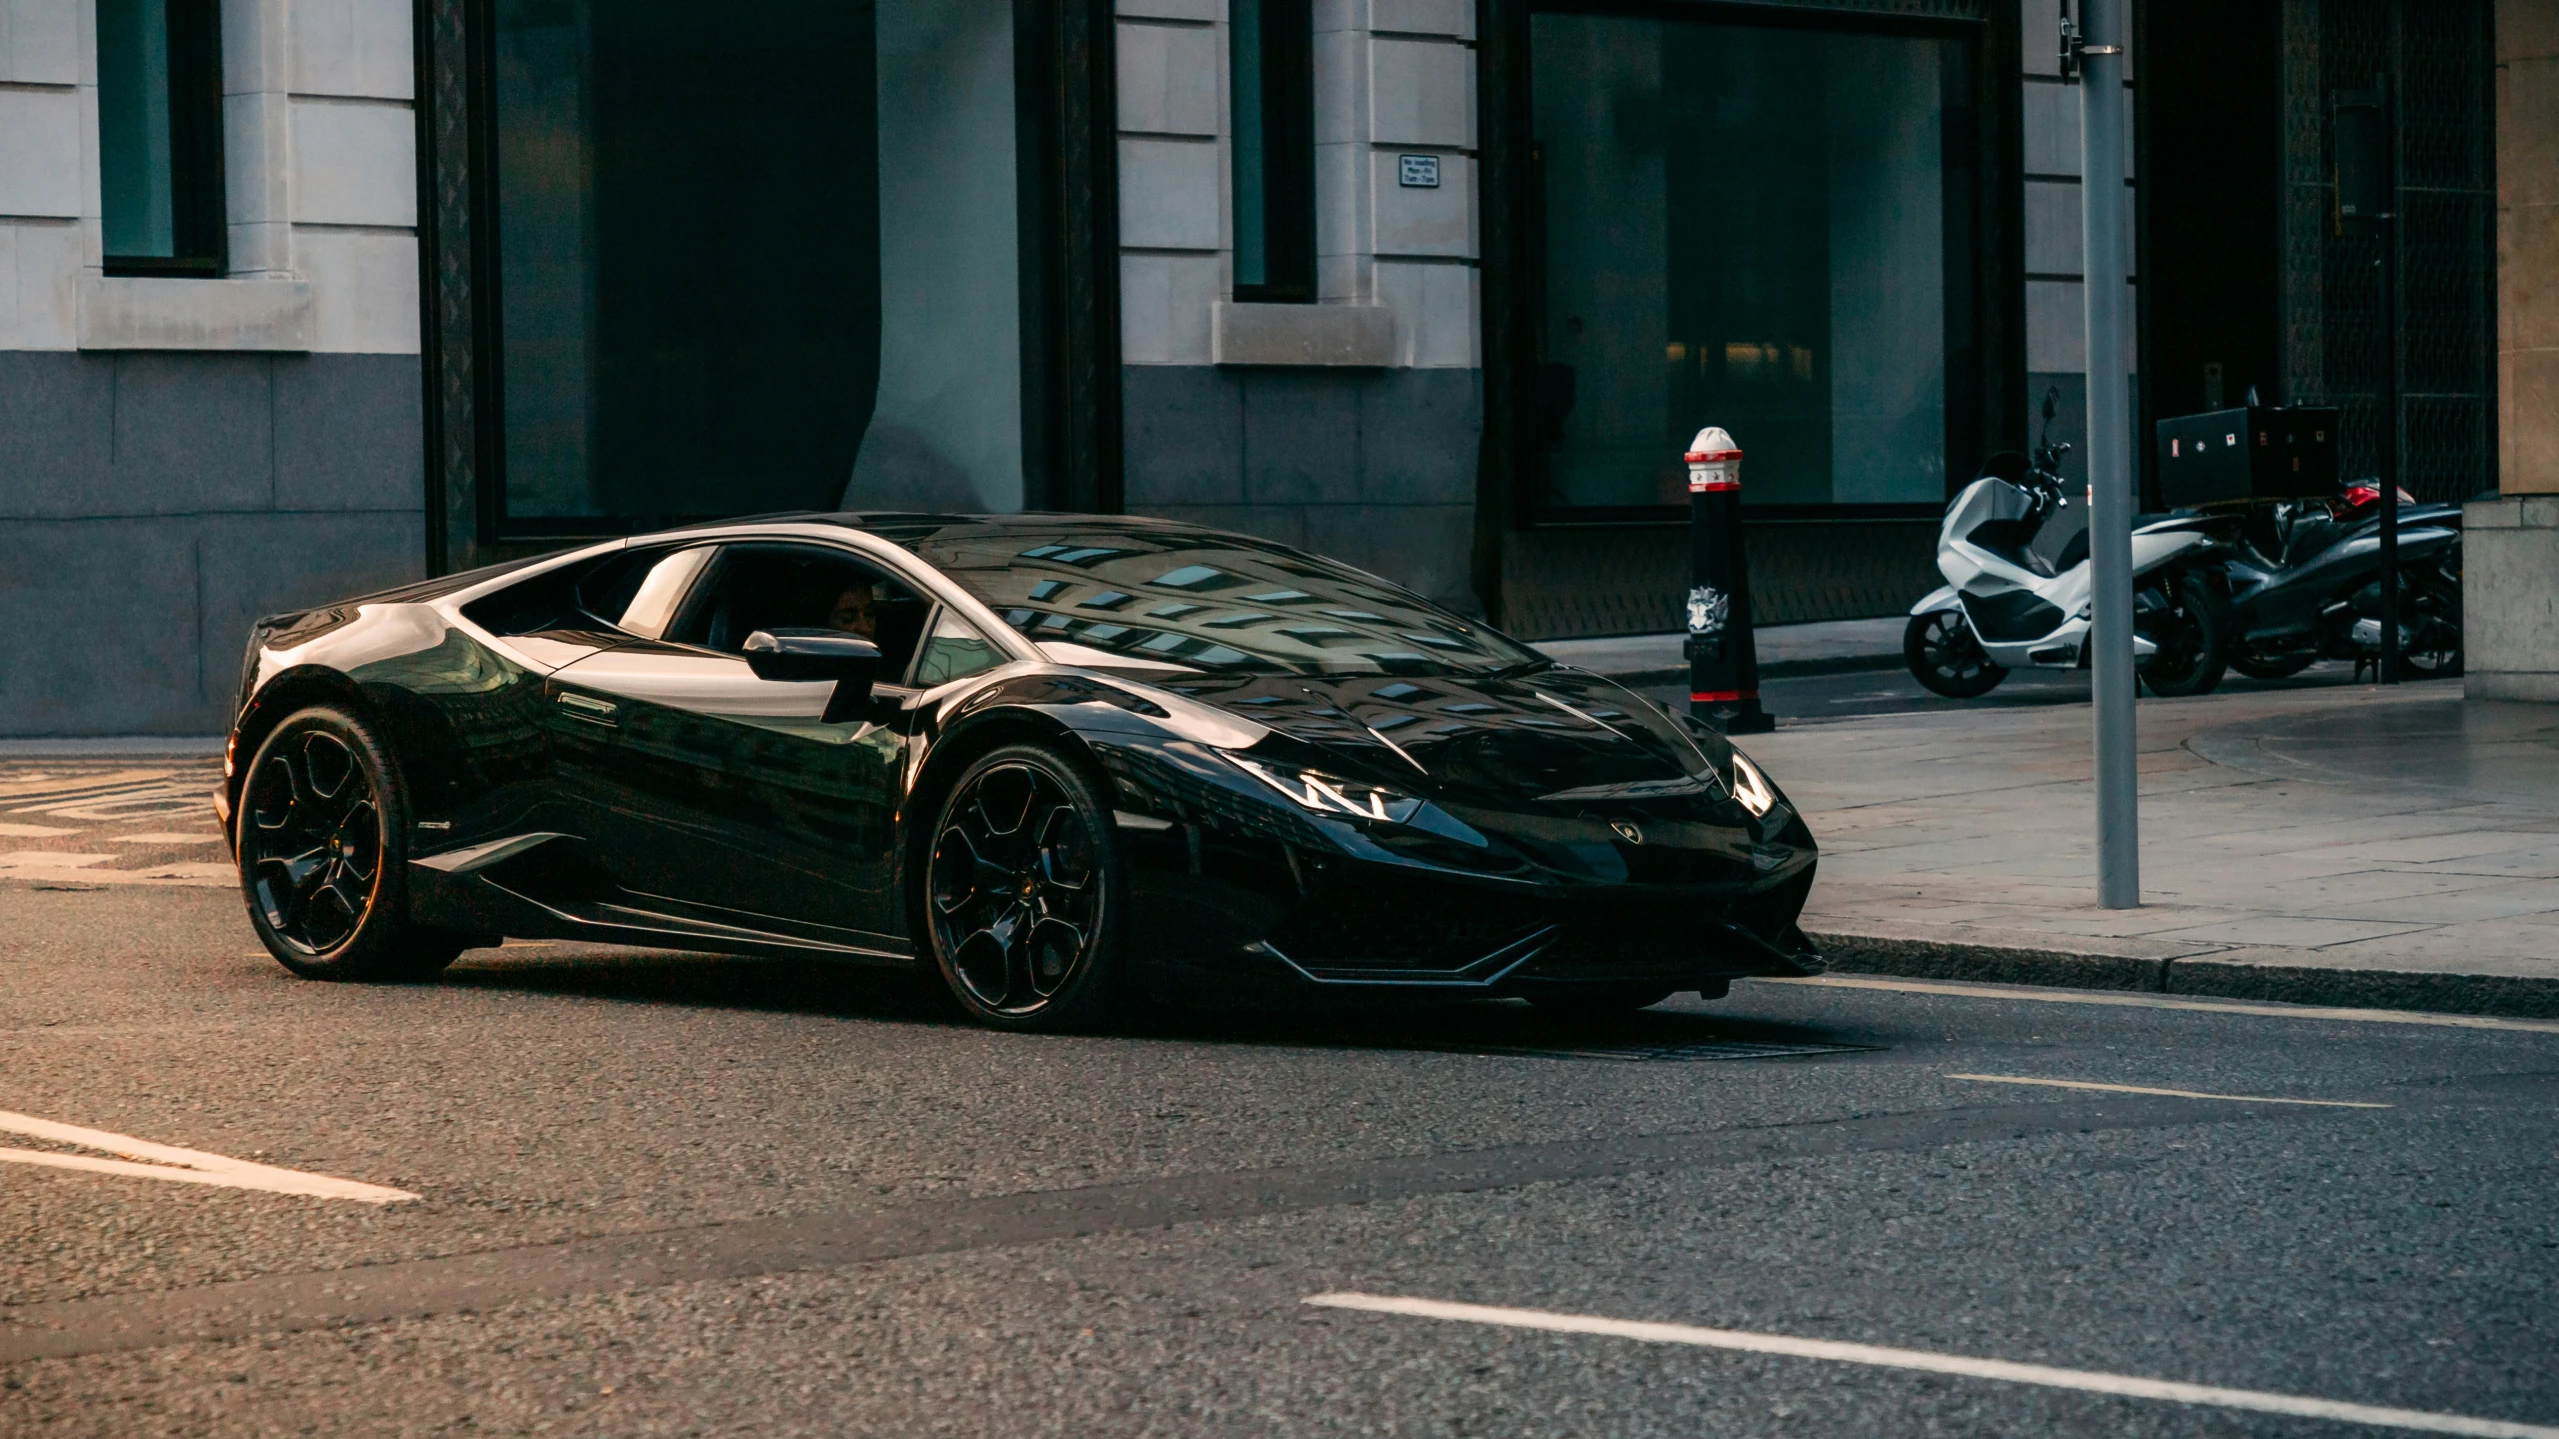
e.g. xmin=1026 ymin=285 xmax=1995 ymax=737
xmin=1808 ymin=930 xmax=2559 ymax=1021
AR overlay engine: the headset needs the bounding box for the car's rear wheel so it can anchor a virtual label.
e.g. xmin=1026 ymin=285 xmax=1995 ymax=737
xmin=924 ymin=743 xmax=1125 ymax=1032
xmin=238 ymin=706 xmax=461 ymax=982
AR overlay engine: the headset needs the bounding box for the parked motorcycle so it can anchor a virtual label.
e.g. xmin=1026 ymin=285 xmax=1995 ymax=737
xmin=2217 ymin=483 xmax=2463 ymax=681
xmin=1905 ymin=390 xmax=2230 ymax=700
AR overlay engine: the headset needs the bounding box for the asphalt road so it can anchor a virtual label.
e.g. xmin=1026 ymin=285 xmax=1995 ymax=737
xmin=4 ymin=881 xmax=2555 ymax=1437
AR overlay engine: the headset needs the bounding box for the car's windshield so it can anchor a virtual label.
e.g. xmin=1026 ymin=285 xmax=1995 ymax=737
xmin=900 ymin=523 xmax=1546 ymax=677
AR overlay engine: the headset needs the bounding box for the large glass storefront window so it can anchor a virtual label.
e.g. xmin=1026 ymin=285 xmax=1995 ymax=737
xmin=1529 ymin=10 xmax=1969 ymax=513
xmin=849 ymin=0 xmax=1027 ymax=514
xmin=491 ymin=0 xmax=878 ymax=528
xmin=487 ymin=0 xmax=1024 ymax=531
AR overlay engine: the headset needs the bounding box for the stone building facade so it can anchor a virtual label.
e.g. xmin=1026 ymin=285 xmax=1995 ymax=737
xmin=1 ymin=0 xmax=423 ymax=735
xmin=0 ymin=0 xmax=2511 ymax=735
xmin=2467 ymin=0 xmax=2559 ymax=699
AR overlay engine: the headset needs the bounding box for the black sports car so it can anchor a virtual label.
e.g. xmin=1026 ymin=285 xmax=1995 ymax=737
xmin=216 ymin=514 xmax=1820 ymax=1029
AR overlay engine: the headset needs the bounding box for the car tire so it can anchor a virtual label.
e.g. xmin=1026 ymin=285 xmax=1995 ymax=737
xmin=2137 ymin=570 xmax=2230 ymax=698
xmin=922 ymin=742 xmax=1126 ymax=1032
xmin=237 ymin=706 xmax=462 ymax=982
xmin=1526 ymin=986 xmax=1677 ymax=1017
xmin=1905 ymin=611 xmax=2008 ymax=698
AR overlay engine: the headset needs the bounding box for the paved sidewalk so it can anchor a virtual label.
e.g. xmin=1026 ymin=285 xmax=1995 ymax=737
xmin=1537 ymin=616 xmax=1904 ymax=682
xmin=1750 ymin=681 xmax=2559 ymax=1017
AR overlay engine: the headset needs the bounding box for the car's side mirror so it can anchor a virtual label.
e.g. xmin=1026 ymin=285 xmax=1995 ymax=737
xmin=743 ymin=629 xmax=882 ymax=722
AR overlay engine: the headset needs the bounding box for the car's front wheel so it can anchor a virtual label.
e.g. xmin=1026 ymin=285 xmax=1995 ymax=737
xmin=237 ymin=706 xmax=462 ymax=982
xmin=924 ymin=743 xmax=1126 ymax=1032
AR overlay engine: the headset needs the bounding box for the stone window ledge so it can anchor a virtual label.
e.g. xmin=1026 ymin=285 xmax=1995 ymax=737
xmin=1211 ymin=301 xmax=1394 ymax=367
xmin=77 ymin=275 xmax=313 ymax=353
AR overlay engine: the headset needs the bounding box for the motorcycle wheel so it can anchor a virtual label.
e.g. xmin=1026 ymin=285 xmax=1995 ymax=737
xmin=1905 ymin=611 xmax=2007 ymax=698
xmin=2137 ymin=570 xmax=2231 ymax=698
xmin=2401 ymin=567 xmax=2464 ymax=679
xmin=2230 ymin=651 xmax=2316 ymax=681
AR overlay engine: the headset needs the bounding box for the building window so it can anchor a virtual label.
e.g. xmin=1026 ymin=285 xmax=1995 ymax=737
xmin=1526 ymin=8 xmax=1977 ymax=516
xmin=97 ymin=0 xmax=225 ymax=276
xmin=1230 ymin=0 xmax=1314 ymax=303
xmin=487 ymin=0 xmax=880 ymax=530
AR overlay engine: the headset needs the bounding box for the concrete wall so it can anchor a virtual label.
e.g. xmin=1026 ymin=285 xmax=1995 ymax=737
xmin=0 ymin=0 xmax=422 ymax=735
xmin=2465 ymin=0 xmax=2559 ymax=701
xmin=1114 ymin=0 xmax=1483 ymax=610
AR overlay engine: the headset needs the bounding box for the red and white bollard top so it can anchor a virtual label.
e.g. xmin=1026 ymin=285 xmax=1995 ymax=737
xmin=1685 ymin=427 xmax=1743 ymax=492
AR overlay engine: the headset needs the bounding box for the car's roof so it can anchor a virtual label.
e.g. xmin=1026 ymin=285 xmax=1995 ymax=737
xmin=825 ymin=512 xmax=1234 ymax=541
xmin=658 ymin=510 xmax=1267 ymax=551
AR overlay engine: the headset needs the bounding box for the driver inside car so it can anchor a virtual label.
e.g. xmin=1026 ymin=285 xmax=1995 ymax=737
xmin=824 ymin=581 xmax=881 ymax=641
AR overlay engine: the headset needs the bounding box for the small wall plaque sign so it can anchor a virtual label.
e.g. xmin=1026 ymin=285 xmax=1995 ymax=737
xmin=1397 ymin=154 xmax=1440 ymax=188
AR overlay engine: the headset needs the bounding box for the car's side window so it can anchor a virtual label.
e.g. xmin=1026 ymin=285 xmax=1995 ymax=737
xmin=565 ymin=545 xmax=716 ymax=638
xmin=667 ymin=544 xmax=932 ymax=680
xmin=910 ymin=608 xmax=1007 ymax=687
xmin=609 ymin=547 xmax=716 ymax=639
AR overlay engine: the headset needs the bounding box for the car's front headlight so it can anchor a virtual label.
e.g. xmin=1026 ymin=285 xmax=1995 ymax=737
xmin=1728 ymin=751 xmax=1776 ymax=817
xmin=1231 ymin=755 xmax=1423 ymax=824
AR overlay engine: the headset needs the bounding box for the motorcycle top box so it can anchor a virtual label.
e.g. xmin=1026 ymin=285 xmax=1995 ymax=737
xmin=2155 ymin=405 xmax=2340 ymax=509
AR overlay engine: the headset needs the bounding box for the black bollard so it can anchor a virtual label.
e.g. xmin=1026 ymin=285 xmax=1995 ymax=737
xmin=1684 ymin=427 xmax=1774 ymax=734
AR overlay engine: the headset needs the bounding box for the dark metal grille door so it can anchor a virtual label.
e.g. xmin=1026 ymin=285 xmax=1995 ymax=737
xmin=2281 ymin=0 xmax=2494 ymax=503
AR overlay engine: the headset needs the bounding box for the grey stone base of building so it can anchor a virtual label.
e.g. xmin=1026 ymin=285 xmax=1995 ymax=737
xmin=1120 ymin=365 xmax=1482 ymax=612
xmin=1497 ymin=519 xmax=1939 ymax=640
xmin=0 ymin=350 xmax=426 ymax=736
xmin=2463 ymin=495 xmax=2559 ymax=704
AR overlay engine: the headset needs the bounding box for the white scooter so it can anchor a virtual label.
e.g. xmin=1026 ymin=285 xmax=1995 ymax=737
xmin=1905 ymin=390 xmax=2230 ymax=699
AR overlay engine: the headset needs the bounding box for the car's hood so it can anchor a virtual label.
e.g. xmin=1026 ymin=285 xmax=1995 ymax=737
xmin=1150 ymin=666 xmax=1749 ymax=817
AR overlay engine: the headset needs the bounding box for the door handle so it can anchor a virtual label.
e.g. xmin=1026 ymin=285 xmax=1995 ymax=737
xmin=556 ymin=691 xmax=618 ymax=726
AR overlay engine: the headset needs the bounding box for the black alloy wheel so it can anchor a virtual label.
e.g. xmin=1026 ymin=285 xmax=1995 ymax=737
xmin=2136 ymin=569 xmax=2230 ymax=697
xmin=925 ymin=743 xmax=1123 ymax=1031
xmin=239 ymin=707 xmax=460 ymax=981
xmin=1904 ymin=610 xmax=2008 ymax=698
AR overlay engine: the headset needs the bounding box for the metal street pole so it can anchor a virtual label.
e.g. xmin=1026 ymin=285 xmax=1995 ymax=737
xmin=2335 ymin=71 xmax=2400 ymax=684
xmin=2074 ymin=0 xmax=2138 ymax=908
xmin=2377 ymin=153 xmax=2401 ymax=685
xmin=2377 ymin=49 xmax=2402 ymax=685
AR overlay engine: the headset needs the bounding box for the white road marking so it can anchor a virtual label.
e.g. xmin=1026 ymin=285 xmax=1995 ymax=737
xmin=0 ymin=1111 xmax=417 ymax=1203
xmin=27 ymin=790 xmax=214 ymax=822
xmin=1757 ymin=975 xmax=2559 ymax=1036
xmin=107 ymin=832 xmax=222 ymax=844
xmin=1946 ymin=1073 xmax=2390 ymax=1108
xmin=1303 ymin=1293 xmax=2559 ymax=1439
xmin=0 ymin=769 xmax=169 ymax=800
xmin=0 ymin=852 xmax=232 ymax=887
xmin=0 ymin=822 xmax=79 ymax=837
